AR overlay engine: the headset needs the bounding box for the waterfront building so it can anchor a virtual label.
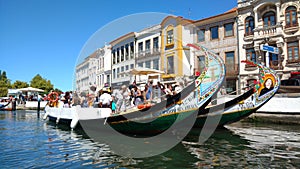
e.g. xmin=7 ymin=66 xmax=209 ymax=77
xmin=160 ymin=16 xmax=194 ymax=83
xmin=237 ymin=0 xmax=300 ymax=90
xmin=75 ymin=51 xmax=97 ymax=94
xmin=135 ymin=24 xmax=161 ymax=83
xmin=110 ymin=32 xmax=136 ymax=89
xmin=95 ymin=45 xmax=112 ymax=89
xmin=193 ymin=8 xmax=239 ymax=94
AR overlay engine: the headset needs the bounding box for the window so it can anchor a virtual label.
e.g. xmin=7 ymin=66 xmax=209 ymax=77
xmin=167 ymin=56 xmax=174 ymax=74
xmin=246 ymin=48 xmax=256 ymax=62
xmin=125 ymin=44 xmax=129 ymax=60
xmin=145 ymin=60 xmax=151 ymax=68
xmin=113 ymin=69 xmax=116 ymax=79
xmin=102 ymin=75 xmax=104 ymax=86
xmin=138 ymin=42 xmax=143 ymax=52
xmin=263 ymin=11 xmax=276 ymax=27
xmin=285 ymin=6 xmax=298 ymax=28
xmin=138 ymin=62 xmax=143 ymax=68
xmin=146 ymin=40 xmax=150 ymax=52
xmin=225 ymin=51 xmax=235 ymax=72
xmin=287 ymin=41 xmax=299 ymax=62
xmin=117 ymin=68 xmax=120 ymax=78
xmin=106 ymin=75 xmax=110 ymax=85
xmin=112 ymin=50 xmax=116 ymax=64
xmin=130 ymin=42 xmax=134 ymax=59
xmin=225 ymin=79 xmax=236 ymax=95
xmin=210 ymin=26 xmax=219 ymax=40
xmin=167 ymin=30 xmax=174 ymax=44
xmin=245 ymin=16 xmax=254 ymax=36
xmin=125 ymin=65 xmax=129 ymax=70
xmin=130 ymin=64 xmax=134 ymax=69
xmin=121 ymin=46 xmax=124 ymax=62
xmin=197 ymin=29 xmax=205 ymax=42
xmin=153 ymin=37 xmax=159 ymax=50
xmin=153 ymin=59 xmax=159 ymax=70
xmin=116 ymin=48 xmax=120 ymax=63
xmin=224 ymin=23 xmax=234 ymax=37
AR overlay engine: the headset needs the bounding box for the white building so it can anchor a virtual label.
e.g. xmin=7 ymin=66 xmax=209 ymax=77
xmin=75 ymin=51 xmax=97 ymax=94
xmin=75 ymin=58 xmax=89 ymax=93
xmin=135 ymin=24 xmax=161 ymax=83
xmin=95 ymin=45 xmax=112 ymax=89
xmin=110 ymin=32 xmax=136 ymax=89
xmin=237 ymin=0 xmax=300 ymax=89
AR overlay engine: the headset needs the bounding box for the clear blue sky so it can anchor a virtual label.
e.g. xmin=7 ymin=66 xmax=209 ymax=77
xmin=0 ymin=0 xmax=237 ymax=91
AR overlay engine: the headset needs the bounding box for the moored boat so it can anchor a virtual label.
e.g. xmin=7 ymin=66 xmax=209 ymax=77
xmin=0 ymin=97 xmax=13 ymax=111
xmin=193 ymin=59 xmax=281 ymax=128
xmin=44 ymin=44 xmax=226 ymax=134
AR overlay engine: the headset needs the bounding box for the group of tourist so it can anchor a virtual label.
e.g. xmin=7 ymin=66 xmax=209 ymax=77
xmin=47 ymin=80 xmax=185 ymax=115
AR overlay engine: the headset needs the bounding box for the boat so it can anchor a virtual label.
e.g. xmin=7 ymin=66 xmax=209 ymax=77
xmin=43 ymin=44 xmax=226 ymax=135
xmin=193 ymin=59 xmax=281 ymax=128
xmin=0 ymin=97 xmax=12 ymax=111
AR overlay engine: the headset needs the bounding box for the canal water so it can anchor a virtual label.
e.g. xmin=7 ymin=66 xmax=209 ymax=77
xmin=0 ymin=110 xmax=299 ymax=168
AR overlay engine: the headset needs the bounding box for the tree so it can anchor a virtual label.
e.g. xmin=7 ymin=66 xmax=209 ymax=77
xmin=0 ymin=71 xmax=11 ymax=97
xmin=53 ymin=88 xmax=63 ymax=95
xmin=30 ymin=74 xmax=54 ymax=93
xmin=12 ymin=80 xmax=29 ymax=89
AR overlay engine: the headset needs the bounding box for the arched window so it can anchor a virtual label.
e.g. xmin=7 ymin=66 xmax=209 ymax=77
xmin=263 ymin=11 xmax=276 ymax=27
xmin=285 ymin=6 xmax=298 ymax=28
xmin=245 ymin=16 xmax=254 ymax=36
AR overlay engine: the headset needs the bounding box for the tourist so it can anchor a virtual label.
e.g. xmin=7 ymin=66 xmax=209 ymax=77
xmin=129 ymin=80 xmax=137 ymax=91
xmin=146 ymin=80 xmax=153 ymax=101
xmin=134 ymin=86 xmax=143 ymax=105
xmin=99 ymin=88 xmax=112 ymax=108
xmin=120 ymin=85 xmax=129 ymax=112
xmin=80 ymin=93 xmax=88 ymax=107
xmin=164 ymin=84 xmax=173 ymax=99
xmin=71 ymin=92 xmax=81 ymax=106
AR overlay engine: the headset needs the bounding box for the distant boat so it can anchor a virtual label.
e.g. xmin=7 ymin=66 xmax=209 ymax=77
xmin=44 ymin=44 xmax=226 ymax=134
xmin=0 ymin=97 xmax=12 ymax=111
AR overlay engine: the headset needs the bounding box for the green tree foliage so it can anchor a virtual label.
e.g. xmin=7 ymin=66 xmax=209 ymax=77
xmin=30 ymin=74 xmax=54 ymax=93
xmin=53 ymin=88 xmax=63 ymax=95
xmin=0 ymin=71 xmax=11 ymax=97
xmin=11 ymin=80 xmax=29 ymax=89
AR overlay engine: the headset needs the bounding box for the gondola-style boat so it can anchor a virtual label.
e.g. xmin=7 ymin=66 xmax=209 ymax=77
xmin=193 ymin=59 xmax=280 ymax=129
xmin=44 ymin=44 xmax=225 ymax=135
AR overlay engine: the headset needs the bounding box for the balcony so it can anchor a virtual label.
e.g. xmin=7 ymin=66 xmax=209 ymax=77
xmin=254 ymin=24 xmax=282 ymax=39
xmin=284 ymin=23 xmax=299 ymax=34
xmin=286 ymin=58 xmax=300 ymax=67
xmin=135 ymin=48 xmax=161 ymax=60
xmin=225 ymin=64 xmax=239 ymax=77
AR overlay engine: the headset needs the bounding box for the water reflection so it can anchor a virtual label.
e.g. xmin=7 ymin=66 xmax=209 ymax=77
xmin=0 ymin=110 xmax=299 ymax=168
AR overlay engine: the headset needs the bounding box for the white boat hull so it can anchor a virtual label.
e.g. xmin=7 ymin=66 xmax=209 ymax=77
xmin=43 ymin=105 xmax=112 ymax=129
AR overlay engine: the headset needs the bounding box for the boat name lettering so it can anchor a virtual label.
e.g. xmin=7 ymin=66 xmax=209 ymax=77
xmin=238 ymin=102 xmax=254 ymax=110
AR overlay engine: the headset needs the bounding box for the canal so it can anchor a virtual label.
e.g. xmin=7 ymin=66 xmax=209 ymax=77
xmin=0 ymin=110 xmax=299 ymax=168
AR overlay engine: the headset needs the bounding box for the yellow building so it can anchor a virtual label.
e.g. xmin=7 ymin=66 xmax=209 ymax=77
xmin=160 ymin=16 xmax=194 ymax=82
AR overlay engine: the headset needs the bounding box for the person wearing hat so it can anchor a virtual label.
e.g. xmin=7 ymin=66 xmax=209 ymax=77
xmin=99 ymin=87 xmax=112 ymax=108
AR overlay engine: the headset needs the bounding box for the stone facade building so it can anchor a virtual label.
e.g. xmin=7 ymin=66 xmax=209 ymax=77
xmin=237 ymin=0 xmax=300 ymax=89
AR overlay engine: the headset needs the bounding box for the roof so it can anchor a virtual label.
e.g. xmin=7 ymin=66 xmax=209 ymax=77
xmin=109 ymin=32 xmax=136 ymax=46
xmin=193 ymin=7 xmax=237 ymax=24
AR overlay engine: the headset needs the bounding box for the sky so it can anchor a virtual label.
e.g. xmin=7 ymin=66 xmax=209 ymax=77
xmin=0 ymin=0 xmax=237 ymax=91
